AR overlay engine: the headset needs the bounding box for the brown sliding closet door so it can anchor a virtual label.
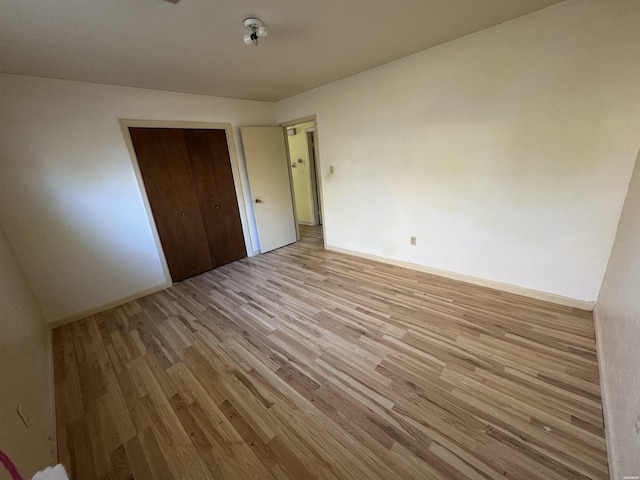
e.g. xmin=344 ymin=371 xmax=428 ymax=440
xmin=183 ymin=129 xmax=247 ymax=267
xmin=130 ymin=127 xmax=246 ymax=282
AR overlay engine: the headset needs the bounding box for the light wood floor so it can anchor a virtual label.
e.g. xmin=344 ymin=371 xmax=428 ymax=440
xmin=53 ymin=226 xmax=608 ymax=480
xmin=298 ymin=224 xmax=324 ymax=246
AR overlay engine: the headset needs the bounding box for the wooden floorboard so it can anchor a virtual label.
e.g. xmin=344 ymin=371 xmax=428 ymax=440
xmin=53 ymin=225 xmax=608 ymax=479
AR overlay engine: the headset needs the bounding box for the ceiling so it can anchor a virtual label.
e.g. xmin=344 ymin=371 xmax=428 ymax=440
xmin=0 ymin=0 xmax=564 ymax=102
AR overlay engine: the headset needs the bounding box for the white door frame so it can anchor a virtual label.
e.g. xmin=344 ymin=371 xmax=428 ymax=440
xmin=304 ymin=127 xmax=322 ymax=226
xmin=119 ymin=119 xmax=255 ymax=285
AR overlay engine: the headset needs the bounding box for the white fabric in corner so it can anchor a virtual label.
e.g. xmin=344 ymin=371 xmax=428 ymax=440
xmin=31 ymin=465 xmax=69 ymax=480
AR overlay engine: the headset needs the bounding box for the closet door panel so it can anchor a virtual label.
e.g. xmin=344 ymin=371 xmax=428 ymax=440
xmin=183 ymin=129 xmax=247 ymax=266
xmin=130 ymin=128 xmax=213 ymax=281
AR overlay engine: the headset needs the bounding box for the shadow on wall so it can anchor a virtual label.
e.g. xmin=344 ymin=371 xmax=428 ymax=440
xmin=0 ymin=153 xmax=166 ymax=322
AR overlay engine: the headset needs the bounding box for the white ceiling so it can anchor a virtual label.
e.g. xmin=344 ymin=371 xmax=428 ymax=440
xmin=0 ymin=0 xmax=564 ymax=102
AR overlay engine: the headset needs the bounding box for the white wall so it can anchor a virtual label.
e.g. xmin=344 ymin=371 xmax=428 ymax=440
xmin=595 ymin=149 xmax=640 ymax=479
xmin=287 ymin=121 xmax=316 ymax=224
xmin=0 ymin=224 xmax=54 ymax=477
xmin=276 ymin=0 xmax=640 ymax=303
xmin=0 ymin=74 xmax=276 ymax=322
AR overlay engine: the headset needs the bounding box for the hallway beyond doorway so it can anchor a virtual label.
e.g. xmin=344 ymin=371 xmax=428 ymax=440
xmin=298 ymin=224 xmax=323 ymax=246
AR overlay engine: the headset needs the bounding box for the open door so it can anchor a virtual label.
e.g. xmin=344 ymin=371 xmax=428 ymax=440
xmin=240 ymin=127 xmax=297 ymax=253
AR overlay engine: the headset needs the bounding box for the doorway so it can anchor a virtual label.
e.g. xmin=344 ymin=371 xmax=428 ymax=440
xmin=285 ymin=120 xmax=324 ymax=244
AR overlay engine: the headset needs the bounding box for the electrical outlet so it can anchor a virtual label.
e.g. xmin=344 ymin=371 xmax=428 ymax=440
xmin=410 ymin=236 xmax=417 ymax=246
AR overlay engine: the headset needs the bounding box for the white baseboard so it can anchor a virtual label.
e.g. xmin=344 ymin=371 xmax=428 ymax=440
xmin=297 ymin=221 xmax=315 ymax=226
xmin=46 ymin=328 xmax=57 ymax=466
xmin=325 ymin=245 xmax=595 ymax=311
xmin=592 ymin=306 xmax=616 ymax=480
xmin=47 ymin=282 xmax=170 ymax=329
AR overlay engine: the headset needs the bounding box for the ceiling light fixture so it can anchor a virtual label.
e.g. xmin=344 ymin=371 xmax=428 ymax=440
xmin=243 ymin=18 xmax=268 ymax=46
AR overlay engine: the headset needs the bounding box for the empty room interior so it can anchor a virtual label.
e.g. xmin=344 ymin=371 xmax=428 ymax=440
xmin=1 ymin=0 xmax=640 ymax=479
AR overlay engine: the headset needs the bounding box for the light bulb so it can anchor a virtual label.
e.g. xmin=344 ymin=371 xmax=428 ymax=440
xmin=243 ymin=34 xmax=253 ymax=45
xmin=257 ymin=26 xmax=268 ymax=38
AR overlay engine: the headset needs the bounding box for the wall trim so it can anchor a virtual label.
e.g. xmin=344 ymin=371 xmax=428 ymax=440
xmin=325 ymin=245 xmax=595 ymax=311
xmin=47 ymin=282 xmax=169 ymax=329
xmin=46 ymin=328 xmax=57 ymax=466
xmin=592 ymin=306 xmax=616 ymax=480
xmin=279 ymin=115 xmax=317 ymax=128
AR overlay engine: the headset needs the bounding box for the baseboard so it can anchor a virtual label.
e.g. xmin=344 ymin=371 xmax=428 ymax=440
xmin=325 ymin=245 xmax=595 ymax=311
xmin=592 ymin=306 xmax=616 ymax=480
xmin=297 ymin=221 xmax=315 ymax=226
xmin=46 ymin=328 xmax=57 ymax=466
xmin=47 ymin=282 xmax=170 ymax=329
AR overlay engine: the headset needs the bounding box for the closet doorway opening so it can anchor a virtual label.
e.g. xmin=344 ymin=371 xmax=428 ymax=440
xmin=122 ymin=120 xmax=253 ymax=284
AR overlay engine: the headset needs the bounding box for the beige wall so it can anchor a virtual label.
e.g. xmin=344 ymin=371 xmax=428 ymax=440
xmin=287 ymin=121 xmax=316 ymax=224
xmin=276 ymin=0 xmax=640 ymax=304
xmin=595 ymin=149 xmax=640 ymax=479
xmin=0 ymin=74 xmax=277 ymax=323
xmin=0 ymin=224 xmax=54 ymax=476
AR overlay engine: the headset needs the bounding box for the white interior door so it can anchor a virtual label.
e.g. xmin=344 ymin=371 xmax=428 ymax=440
xmin=241 ymin=126 xmax=297 ymax=253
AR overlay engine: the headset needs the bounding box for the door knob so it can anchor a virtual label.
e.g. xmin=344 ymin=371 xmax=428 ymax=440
xmin=215 ymin=205 xmax=221 ymax=210
xmin=255 ymin=199 xmax=263 ymax=204
xmin=180 ymin=212 xmax=186 ymax=216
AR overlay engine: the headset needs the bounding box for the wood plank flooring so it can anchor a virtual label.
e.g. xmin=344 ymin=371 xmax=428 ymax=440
xmin=298 ymin=224 xmax=324 ymax=246
xmin=53 ymin=226 xmax=608 ymax=479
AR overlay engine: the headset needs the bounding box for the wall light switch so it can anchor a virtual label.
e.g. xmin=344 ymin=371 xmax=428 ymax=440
xmin=410 ymin=236 xmax=417 ymax=246
xmin=329 ymin=166 xmax=335 ymax=175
